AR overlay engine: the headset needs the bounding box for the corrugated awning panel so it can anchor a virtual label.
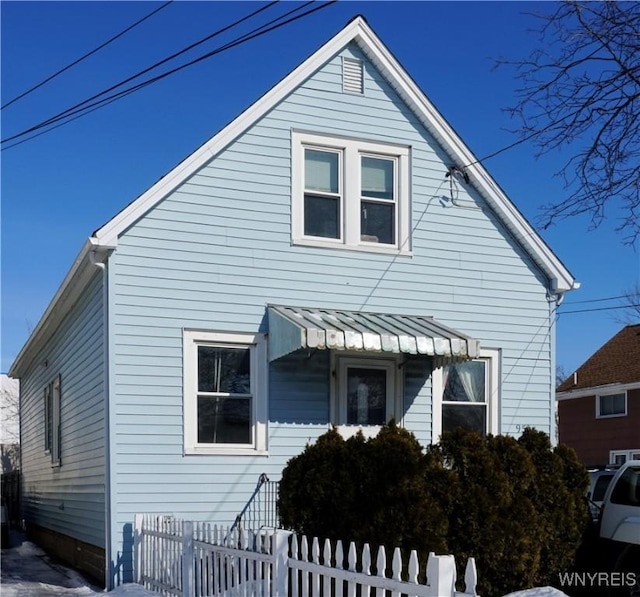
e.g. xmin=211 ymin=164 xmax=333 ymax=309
xmin=267 ymin=305 xmax=480 ymax=362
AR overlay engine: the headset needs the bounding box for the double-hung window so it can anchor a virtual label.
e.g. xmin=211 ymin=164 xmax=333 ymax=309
xmin=44 ymin=374 xmax=61 ymax=466
xmin=432 ymin=349 xmax=500 ymax=439
xmin=183 ymin=331 xmax=267 ymax=455
xmin=293 ymin=132 xmax=410 ymax=252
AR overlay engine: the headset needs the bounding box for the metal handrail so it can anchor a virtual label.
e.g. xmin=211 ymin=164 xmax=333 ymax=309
xmin=230 ymin=473 xmax=280 ymax=535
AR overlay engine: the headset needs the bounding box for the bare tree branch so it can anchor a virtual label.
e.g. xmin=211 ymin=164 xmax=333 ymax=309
xmin=613 ymin=282 xmax=640 ymax=325
xmin=0 ymin=380 xmax=19 ymax=445
xmin=498 ymin=1 xmax=640 ymax=244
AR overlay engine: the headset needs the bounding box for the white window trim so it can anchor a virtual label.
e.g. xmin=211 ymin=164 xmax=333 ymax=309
xmin=183 ymin=330 xmax=268 ymax=456
xmin=44 ymin=375 xmax=61 ymax=466
xmin=330 ymin=352 xmax=403 ymax=439
xmin=596 ymin=391 xmax=627 ymax=419
xmin=292 ymin=131 xmax=411 ymax=255
xmin=431 ymin=348 xmax=500 ymax=442
xmin=51 ymin=375 xmax=61 ymax=466
xmin=610 ymin=449 xmax=640 ymax=465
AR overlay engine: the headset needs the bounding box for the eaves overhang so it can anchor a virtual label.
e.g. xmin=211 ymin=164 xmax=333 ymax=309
xmin=556 ymin=381 xmax=640 ymax=401
xmin=8 ymin=238 xmax=114 ymax=378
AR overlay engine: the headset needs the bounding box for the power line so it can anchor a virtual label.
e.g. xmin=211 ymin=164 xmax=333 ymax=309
xmin=561 ymin=294 xmax=629 ymax=305
xmin=1 ymin=1 xmax=174 ymax=111
xmin=558 ymin=303 xmax=640 ymax=314
xmin=459 ymin=105 xmax=589 ymax=173
xmin=1 ymin=0 xmax=284 ymax=146
xmin=2 ymin=1 xmax=337 ymax=150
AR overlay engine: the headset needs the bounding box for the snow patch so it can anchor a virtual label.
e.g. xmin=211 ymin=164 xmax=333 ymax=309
xmin=107 ymin=585 xmax=158 ymax=597
xmin=16 ymin=541 xmax=46 ymax=557
xmin=502 ymin=587 xmax=569 ymax=597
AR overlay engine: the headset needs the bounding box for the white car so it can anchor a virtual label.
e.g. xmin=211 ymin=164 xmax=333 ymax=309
xmin=598 ymin=460 xmax=640 ymax=596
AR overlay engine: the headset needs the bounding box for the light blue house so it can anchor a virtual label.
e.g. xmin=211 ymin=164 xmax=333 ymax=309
xmin=9 ymin=16 xmax=578 ymax=589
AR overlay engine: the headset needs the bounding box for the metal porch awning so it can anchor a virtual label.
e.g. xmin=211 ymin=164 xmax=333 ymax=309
xmin=267 ymin=305 xmax=480 ymax=362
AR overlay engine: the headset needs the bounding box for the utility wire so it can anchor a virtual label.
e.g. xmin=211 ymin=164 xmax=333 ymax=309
xmin=558 ymin=303 xmax=640 ymax=314
xmin=2 ymin=1 xmax=336 ymax=150
xmin=561 ymin=294 xmax=629 ymax=305
xmin=458 ymin=105 xmax=588 ymax=172
xmin=1 ymin=0 xmax=284 ymax=145
xmin=1 ymin=1 xmax=174 ymax=111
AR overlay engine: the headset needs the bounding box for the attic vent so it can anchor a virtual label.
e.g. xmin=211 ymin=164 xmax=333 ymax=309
xmin=342 ymin=57 xmax=363 ymax=94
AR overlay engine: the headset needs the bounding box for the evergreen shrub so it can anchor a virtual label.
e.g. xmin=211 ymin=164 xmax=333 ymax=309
xmin=278 ymin=423 xmax=589 ymax=597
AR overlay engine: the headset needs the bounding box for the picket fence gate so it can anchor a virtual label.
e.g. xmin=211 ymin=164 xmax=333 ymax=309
xmin=134 ymin=514 xmax=479 ymax=597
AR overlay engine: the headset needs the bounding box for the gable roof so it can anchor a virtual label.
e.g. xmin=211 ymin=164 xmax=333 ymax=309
xmin=91 ymin=15 xmax=576 ymax=296
xmin=9 ymin=15 xmax=577 ymax=378
xmin=557 ymin=324 xmax=640 ymax=394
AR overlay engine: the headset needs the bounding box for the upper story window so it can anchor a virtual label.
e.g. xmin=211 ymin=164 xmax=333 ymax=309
xmin=597 ymin=392 xmax=626 ymax=418
xmin=293 ymin=132 xmax=410 ymax=254
xmin=432 ymin=348 xmax=500 ymax=440
xmin=183 ymin=330 xmax=267 ymax=455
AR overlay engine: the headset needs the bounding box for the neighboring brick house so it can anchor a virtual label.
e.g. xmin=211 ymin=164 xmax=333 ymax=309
xmin=557 ymin=324 xmax=640 ymax=467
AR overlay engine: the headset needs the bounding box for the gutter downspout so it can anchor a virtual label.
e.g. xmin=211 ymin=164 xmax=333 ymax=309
xmin=547 ymin=278 xmax=579 ymax=445
xmin=90 ymin=249 xmax=112 ymax=590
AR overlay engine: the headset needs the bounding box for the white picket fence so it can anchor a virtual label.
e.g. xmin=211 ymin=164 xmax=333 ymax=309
xmin=133 ymin=514 xmax=479 ymax=597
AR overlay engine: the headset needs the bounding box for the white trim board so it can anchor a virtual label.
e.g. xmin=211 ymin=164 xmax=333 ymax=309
xmin=557 ymin=381 xmax=640 ymax=401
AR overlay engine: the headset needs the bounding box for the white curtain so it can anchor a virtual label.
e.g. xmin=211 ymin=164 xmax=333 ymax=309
xmin=456 ymin=361 xmax=485 ymax=402
xmin=444 ymin=361 xmax=485 ymax=402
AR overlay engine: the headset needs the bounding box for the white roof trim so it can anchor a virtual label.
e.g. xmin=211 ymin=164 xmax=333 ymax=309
xmin=92 ymin=16 xmax=575 ymax=292
xmin=557 ymin=381 xmax=640 ymax=401
xmin=8 ymin=239 xmax=109 ymax=377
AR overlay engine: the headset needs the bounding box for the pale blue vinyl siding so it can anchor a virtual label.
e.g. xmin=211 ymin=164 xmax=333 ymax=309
xmin=107 ymin=44 xmax=554 ymax=580
xmin=403 ymin=357 xmax=433 ymax=447
xmin=19 ymin=272 xmax=105 ymax=549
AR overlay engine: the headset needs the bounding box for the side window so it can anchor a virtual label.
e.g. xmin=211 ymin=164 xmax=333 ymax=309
xmin=592 ymin=475 xmax=614 ymax=502
xmin=44 ymin=384 xmax=52 ymax=453
xmin=597 ymin=392 xmax=626 ymax=418
xmin=441 ymin=360 xmax=487 ymax=436
xmin=183 ymin=331 xmax=267 ymax=455
xmin=432 ymin=349 xmax=500 ymax=440
xmin=44 ymin=374 xmax=61 ymax=466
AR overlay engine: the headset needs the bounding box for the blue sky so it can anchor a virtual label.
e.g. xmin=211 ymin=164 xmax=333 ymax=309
xmin=2 ymin=1 xmax=639 ymax=377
